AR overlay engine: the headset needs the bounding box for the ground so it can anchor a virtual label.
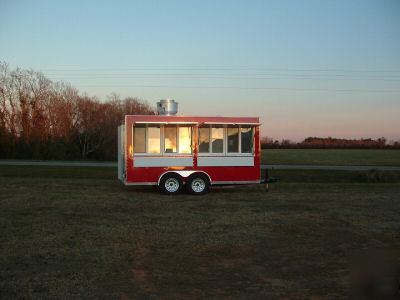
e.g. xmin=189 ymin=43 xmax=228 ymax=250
xmin=262 ymin=149 xmax=400 ymax=166
xmin=1 ymin=166 xmax=400 ymax=299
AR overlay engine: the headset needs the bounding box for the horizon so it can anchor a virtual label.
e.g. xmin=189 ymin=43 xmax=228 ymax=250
xmin=1 ymin=0 xmax=399 ymax=141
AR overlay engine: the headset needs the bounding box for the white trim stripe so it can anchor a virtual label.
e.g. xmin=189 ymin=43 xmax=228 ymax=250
xmin=134 ymin=156 xmax=193 ymax=167
xmin=202 ymin=122 xmax=261 ymax=125
xmin=124 ymin=182 xmax=157 ymax=186
xmin=198 ymin=156 xmax=254 ymax=167
xmin=212 ymin=180 xmax=260 ymax=185
xmin=123 ymin=180 xmax=260 ymax=186
xmin=135 ymin=121 xmax=198 ymax=124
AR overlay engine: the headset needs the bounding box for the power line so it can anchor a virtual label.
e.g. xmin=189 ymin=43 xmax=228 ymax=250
xmin=43 ymin=72 xmax=400 ymax=80
xmin=40 ymin=67 xmax=400 ymax=73
xmin=43 ymin=75 xmax=400 ymax=81
xmin=32 ymin=67 xmax=400 ymax=93
xmin=71 ymin=84 xmax=400 ymax=93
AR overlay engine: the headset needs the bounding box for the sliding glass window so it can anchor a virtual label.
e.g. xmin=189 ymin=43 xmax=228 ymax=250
xmin=147 ymin=126 xmax=161 ymax=153
xmin=241 ymin=126 xmax=253 ymax=153
xmin=211 ymin=126 xmax=224 ymax=153
xmin=227 ymin=126 xmax=239 ymax=153
xmin=164 ymin=126 xmax=177 ymax=153
xmin=133 ymin=125 xmax=146 ymax=153
xmin=178 ymin=126 xmax=192 ymax=154
xmin=134 ymin=124 xmax=254 ymax=155
xmin=198 ymin=126 xmax=210 ymax=153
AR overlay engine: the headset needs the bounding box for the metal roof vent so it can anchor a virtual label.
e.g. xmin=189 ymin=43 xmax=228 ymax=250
xmin=157 ymin=99 xmax=178 ymax=116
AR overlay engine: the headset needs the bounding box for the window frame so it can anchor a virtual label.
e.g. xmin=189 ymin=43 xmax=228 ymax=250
xmin=198 ymin=125 xmax=212 ymax=154
xmin=198 ymin=124 xmax=255 ymax=156
xmin=163 ymin=125 xmax=178 ymax=154
xmin=227 ymin=126 xmax=240 ymax=154
xmin=163 ymin=124 xmax=193 ymax=156
xmin=240 ymin=126 xmax=254 ymax=154
xmin=198 ymin=125 xmax=226 ymax=156
xmin=211 ymin=125 xmax=225 ymax=154
xmin=132 ymin=124 xmax=162 ymax=155
xmin=132 ymin=124 xmax=193 ymax=156
xmin=147 ymin=125 xmax=161 ymax=154
xmin=178 ymin=126 xmax=193 ymax=154
xmin=132 ymin=123 xmax=255 ymax=157
xmin=133 ymin=124 xmax=147 ymax=154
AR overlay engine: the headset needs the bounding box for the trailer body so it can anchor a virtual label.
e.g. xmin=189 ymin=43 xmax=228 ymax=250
xmin=118 ymin=113 xmax=261 ymax=193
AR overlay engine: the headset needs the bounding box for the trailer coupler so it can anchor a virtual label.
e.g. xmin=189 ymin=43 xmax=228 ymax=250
xmin=260 ymin=169 xmax=279 ymax=192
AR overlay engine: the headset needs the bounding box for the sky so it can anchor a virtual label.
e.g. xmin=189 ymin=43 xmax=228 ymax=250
xmin=1 ymin=0 xmax=400 ymax=141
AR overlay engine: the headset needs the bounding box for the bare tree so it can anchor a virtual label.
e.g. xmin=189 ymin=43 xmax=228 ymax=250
xmin=0 ymin=62 xmax=155 ymax=159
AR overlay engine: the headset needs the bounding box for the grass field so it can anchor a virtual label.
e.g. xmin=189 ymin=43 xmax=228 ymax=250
xmin=262 ymin=149 xmax=400 ymax=166
xmin=1 ymin=166 xmax=400 ymax=299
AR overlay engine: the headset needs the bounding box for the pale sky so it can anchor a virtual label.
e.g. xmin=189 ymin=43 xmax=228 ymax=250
xmin=1 ymin=0 xmax=399 ymax=141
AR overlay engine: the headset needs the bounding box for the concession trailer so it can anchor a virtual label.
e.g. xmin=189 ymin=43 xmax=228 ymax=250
xmin=118 ymin=99 xmax=269 ymax=194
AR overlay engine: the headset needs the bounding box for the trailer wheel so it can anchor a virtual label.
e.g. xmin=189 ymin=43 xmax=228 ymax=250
xmin=159 ymin=173 xmax=183 ymax=195
xmin=186 ymin=174 xmax=210 ymax=195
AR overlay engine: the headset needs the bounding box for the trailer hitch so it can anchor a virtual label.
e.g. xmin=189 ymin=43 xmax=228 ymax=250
xmin=260 ymin=169 xmax=279 ymax=191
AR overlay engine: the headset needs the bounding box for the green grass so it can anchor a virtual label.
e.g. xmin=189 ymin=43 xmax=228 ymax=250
xmin=2 ymin=148 xmax=400 ymax=167
xmin=262 ymin=148 xmax=400 ymax=166
xmin=1 ymin=166 xmax=400 ymax=298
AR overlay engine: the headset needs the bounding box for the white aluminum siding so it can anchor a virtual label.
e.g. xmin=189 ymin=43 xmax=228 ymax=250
xmin=198 ymin=156 xmax=254 ymax=167
xmin=134 ymin=156 xmax=194 ymax=167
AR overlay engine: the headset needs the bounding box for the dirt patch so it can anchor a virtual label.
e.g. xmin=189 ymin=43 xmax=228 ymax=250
xmin=131 ymin=246 xmax=155 ymax=294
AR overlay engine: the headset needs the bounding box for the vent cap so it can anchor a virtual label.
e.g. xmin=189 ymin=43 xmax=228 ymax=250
xmin=157 ymin=99 xmax=178 ymax=115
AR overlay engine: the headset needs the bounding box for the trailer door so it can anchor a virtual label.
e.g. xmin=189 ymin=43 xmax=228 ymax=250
xmin=118 ymin=125 xmax=125 ymax=181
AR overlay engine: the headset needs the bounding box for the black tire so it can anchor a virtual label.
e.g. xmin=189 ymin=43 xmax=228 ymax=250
xmin=186 ymin=173 xmax=211 ymax=195
xmin=159 ymin=173 xmax=184 ymax=195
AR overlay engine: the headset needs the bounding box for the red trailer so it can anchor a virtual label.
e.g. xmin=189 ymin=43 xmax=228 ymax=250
xmin=118 ymin=99 xmax=264 ymax=194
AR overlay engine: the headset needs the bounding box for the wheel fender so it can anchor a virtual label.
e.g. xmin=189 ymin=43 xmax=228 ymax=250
xmin=158 ymin=171 xmax=211 ymax=185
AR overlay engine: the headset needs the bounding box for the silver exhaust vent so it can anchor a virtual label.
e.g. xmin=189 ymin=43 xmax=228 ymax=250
xmin=157 ymin=99 xmax=178 ymax=115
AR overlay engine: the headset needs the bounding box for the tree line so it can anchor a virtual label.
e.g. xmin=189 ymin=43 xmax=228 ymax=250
xmin=0 ymin=62 xmax=154 ymax=160
xmin=261 ymin=137 xmax=400 ymax=149
xmin=1 ymin=63 xmax=398 ymax=161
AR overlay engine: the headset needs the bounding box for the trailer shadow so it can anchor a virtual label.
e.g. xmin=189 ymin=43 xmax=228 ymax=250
xmin=123 ymin=184 xmax=267 ymax=196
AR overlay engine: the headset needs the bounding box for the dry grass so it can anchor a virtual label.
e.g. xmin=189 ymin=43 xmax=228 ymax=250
xmin=0 ymin=166 xmax=399 ymax=299
xmin=262 ymin=149 xmax=400 ymax=166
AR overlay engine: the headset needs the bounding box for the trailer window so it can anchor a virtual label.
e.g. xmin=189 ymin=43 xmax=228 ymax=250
xmin=147 ymin=126 xmax=161 ymax=153
xmin=164 ymin=126 xmax=177 ymax=153
xmin=241 ymin=127 xmax=253 ymax=153
xmin=211 ymin=126 xmax=224 ymax=153
xmin=133 ymin=125 xmax=146 ymax=153
xmin=227 ymin=126 xmax=239 ymax=153
xmin=179 ymin=126 xmax=192 ymax=154
xmin=198 ymin=126 xmax=210 ymax=153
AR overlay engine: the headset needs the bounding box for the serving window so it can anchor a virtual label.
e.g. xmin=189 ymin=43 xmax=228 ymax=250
xmin=198 ymin=126 xmax=210 ymax=153
xmin=198 ymin=124 xmax=254 ymax=155
xmin=164 ymin=126 xmax=177 ymax=153
xmin=148 ymin=126 xmax=161 ymax=153
xmin=133 ymin=125 xmax=146 ymax=153
xmin=178 ymin=126 xmax=192 ymax=154
xmin=133 ymin=125 xmax=161 ymax=154
xmin=211 ymin=126 xmax=224 ymax=153
xmin=227 ymin=126 xmax=239 ymax=153
xmin=241 ymin=126 xmax=254 ymax=153
xmin=133 ymin=124 xmax=192 ymax=155
xmin=133 ymin=123 xmax=254 ymax=156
